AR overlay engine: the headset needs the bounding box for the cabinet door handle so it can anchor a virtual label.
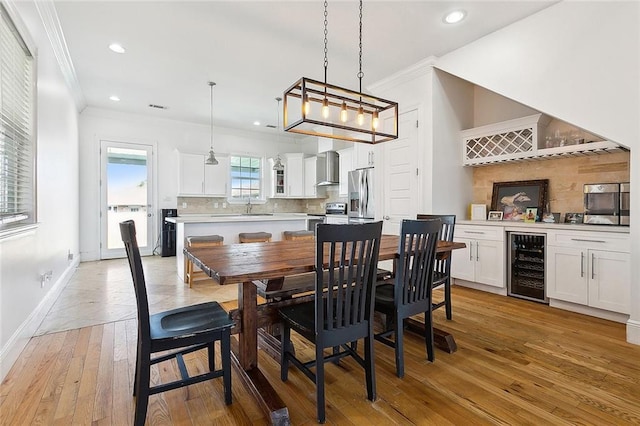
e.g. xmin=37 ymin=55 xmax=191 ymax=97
xmin=580 ymin=252 xmax=584 ymax=277
xmin=469 ymin=243 xmax=473 ymax=262
xmin=571 ymin=238 xmax=605 ymax=243
xmin=476 ymin=241 xmax=479 ymax=261
xmin=591 ymin=252 xmax=595 ymax=280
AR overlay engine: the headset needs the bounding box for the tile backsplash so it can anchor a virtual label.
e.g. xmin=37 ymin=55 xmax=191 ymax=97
xmin=472 ymin=151 xmax=629 ymax=217
xmin=177 ymin=186 xmax=346 ymax=216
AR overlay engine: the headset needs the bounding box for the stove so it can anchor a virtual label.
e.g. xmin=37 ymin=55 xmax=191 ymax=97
xmin=325 ymin=202 xmax=347 ymax=215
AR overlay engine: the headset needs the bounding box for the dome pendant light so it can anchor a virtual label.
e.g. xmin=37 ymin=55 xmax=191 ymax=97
xmin=205 ymin=81 xmax=219 ymax=166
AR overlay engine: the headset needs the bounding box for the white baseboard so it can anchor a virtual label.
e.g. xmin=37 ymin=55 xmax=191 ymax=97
xmin=626 ymin=319 xmax=640 ymax=345
xmin=0 ymin=258 xmax=79 ymax=381
xmin=548 ymin=299 xmax=629 ymax=324
xmin=453 ymin=279 xmax=508 ymax=296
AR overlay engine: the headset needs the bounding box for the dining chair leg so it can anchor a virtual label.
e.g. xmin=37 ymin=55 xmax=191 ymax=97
xmin=364 ymin=333 xmax=376 ymax=401
xmin=425 ymin=309 xmax=435 ymax=362
xmin=444 ymin=279 xmax=452 ymax=320
xmin=394 ymin=315 xmax=405 ymax=378
xmin=134 ymin=351 xmax=151 ymax=426
xmin=316 ymin=344 xmax=326 ymax=424
xmin=207 ymin=342 xmax=215 ymax=372
xmin=221 ymin=330 xmax=232 ymax=405
xmin=280 ymin=323 xmax=291 ymax=381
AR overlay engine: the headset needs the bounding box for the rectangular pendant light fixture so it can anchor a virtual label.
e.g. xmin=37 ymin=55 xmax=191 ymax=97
xmin=283 ymin=77 xmax=398 ymax=144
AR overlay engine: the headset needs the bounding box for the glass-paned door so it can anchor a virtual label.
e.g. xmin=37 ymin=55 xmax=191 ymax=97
xmin=100 ymin=140 xmax=155 ymax=259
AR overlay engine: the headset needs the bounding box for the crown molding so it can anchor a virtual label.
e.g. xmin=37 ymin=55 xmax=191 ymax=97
xmin=34 ymin=0 xmax=86 ymax=111
xmin=367 ymin=56 xmax=438 ymax=93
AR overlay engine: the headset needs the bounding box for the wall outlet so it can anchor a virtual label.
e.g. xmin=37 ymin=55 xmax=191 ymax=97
xmin=214 ymin=202 xmax=219 ymax=208
xmin=306 ymin=203 xmax=309 ymax=209
xmin=222 ymin=202 xmax=227 ymax=208
xmin=274 ymin=203 xmax=278 ymax=209
xmin=67 ymin=250 xmax=73 ymax=261
xmin=182 ymin=202 xmax=187 ymax=208
xmin=40 ymin=270 xmax=53 ymax=288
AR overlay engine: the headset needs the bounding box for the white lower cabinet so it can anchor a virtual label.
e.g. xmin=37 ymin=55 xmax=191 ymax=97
xmin=547 ymin=230 xmax=630 ymax=314
xmin=451 ymin=225 xmax=504 ymax=288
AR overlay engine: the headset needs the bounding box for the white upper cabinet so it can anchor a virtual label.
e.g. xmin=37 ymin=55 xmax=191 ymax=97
xmin=304 ymin=156 xmax=318 ymax=197
xmin=352 ymin=143 xmax=375 ymax=169
xmin=178 ymin=152 xmax=229 ymax=197
xmin=284 ymin=153 xmax=305 ymax=197
xmin=337 ymin=147 xmax=353 ymax=197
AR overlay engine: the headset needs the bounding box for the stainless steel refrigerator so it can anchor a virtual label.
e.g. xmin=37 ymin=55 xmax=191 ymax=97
xmin=348 ymin=167 xmax=374 ymax=222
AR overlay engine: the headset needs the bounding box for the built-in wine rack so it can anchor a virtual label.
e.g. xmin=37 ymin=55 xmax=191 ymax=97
xmin=509 ymin=233 xmax=547 ymax=303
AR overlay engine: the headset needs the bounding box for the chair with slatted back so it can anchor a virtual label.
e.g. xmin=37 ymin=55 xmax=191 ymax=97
xmin=119 ymin=220 xmax=234 ymax=426
xmin=374 ymin=219 xmax=441 ymax=377
xmin=278 ymin=221 xmax=383 ymax=423
xmin=417 ymin=214 xmax=456 ymax=320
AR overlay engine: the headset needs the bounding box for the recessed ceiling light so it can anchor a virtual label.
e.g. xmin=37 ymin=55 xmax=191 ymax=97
xmin=444 ymin=10 xmax=466 ymax=24
xmin=253 ymin=121 xmax=261 ymax=126
xmin=109 ymin=95 xmax=120 ymax=102
xmin=108 ymin=43 xmax=125 ymax=54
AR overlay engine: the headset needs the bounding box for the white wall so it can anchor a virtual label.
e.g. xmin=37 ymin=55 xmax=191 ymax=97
xmin=0 ymin=1 xmax=80 ymax=379
xmin=78 ymin=108 xmax=313 ymax=261
xmin=435 ymin=0 xmax=640 ymax=343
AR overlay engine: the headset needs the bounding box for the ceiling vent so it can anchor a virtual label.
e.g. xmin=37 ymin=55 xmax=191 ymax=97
xmin=148 ymin=103 xmax=168 ymax=110
xmin=265 ymin=124 xmax=277 ymax=129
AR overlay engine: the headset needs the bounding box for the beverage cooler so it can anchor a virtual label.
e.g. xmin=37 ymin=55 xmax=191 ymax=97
xmin=508 ymin=232 xmax=547 ymax=303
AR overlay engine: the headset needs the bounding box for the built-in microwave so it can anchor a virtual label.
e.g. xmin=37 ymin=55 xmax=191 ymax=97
xmin=583 ymin=183 xmax=620 ymax=225
xmin=620 ymin=182 xmax=630 ymax=226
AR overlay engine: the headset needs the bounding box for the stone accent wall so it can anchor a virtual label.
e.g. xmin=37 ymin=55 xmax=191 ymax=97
xmin=472 ymin=151 xmax=629 ymax=217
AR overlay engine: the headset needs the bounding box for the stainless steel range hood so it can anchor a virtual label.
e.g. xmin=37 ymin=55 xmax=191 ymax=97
xmin=316 ymin=150 xmax=339 ymax=186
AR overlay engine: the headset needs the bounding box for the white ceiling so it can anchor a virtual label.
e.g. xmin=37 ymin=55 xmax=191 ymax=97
xmin=54 ymin=1 xmax=556 ymax=133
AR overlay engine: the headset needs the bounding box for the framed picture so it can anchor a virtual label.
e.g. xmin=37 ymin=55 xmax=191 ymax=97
xmin=471 ymin=204 xmax=487 ymax=221
xmin=524 ymin=207 xmax=537 ymax=223
xmin=488 ymin=211 xmax=503 ymax=221
xmin=542 ymin=212 xmax=561 ymax=223
xmin=491 ymin=179 xmax=549 ymax=221
xmin=565 ymin=212 xmax=584 ymax=224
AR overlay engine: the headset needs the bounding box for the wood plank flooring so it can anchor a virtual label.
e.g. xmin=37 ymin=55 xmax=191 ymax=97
xmin=2 ymin=285 xmax=639 ymax=424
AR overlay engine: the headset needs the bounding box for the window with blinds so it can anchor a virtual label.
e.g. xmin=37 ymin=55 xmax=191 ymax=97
xmin=0 ymin=4 xmax=36 ymax=234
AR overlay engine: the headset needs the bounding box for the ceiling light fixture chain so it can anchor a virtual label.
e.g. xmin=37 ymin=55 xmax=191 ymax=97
xmin=358 ymin=0 xmax=363 ymax=93
xmin=323 ymin=0 xmax=328 ymax=83
xmin=273 ymin=97 xmax=285 ymax=171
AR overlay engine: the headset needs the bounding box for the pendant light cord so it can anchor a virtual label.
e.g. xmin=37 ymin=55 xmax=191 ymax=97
xmin=209 ymin=81 xmax=215 ymax=151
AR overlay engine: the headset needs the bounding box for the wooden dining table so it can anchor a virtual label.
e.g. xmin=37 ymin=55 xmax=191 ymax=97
xmin=185 ymin=234 xmax=465 ymax=424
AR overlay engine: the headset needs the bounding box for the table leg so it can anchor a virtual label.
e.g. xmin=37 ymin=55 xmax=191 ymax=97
xmin=236 ymin=281 xmax=291 ymax=425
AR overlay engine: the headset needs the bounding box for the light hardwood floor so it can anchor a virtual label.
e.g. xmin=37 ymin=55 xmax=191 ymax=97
xmin=2 ymin=257 xmax=639 ymax=425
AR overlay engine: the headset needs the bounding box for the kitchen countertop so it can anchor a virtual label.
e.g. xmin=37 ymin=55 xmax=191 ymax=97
xmin=457 ymin=219 xmax=630 ymax=233
xmin=165 ymin=213 xmax=309 ymax=224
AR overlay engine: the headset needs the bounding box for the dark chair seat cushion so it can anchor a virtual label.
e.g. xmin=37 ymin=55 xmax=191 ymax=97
xmin=150 ymin=301 xmax=233 ymax=342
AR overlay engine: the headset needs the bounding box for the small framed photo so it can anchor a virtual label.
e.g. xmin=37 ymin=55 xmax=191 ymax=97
xmin=488 ymin=211 xmax=503 ymax=221
xmin=471 ymin=204 xmax=487 ymax=221
xmin=542 ymin=212 xmax=561 ymax=223
xmin=524 ymin=207 xmax=537 ymax=223
xmin=565 ymin=212 xmax=584 ymax=224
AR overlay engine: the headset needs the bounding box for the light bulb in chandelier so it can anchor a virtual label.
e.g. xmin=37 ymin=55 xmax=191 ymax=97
xmin=303 ymin=94 xmax=310 ymax=116
xmin=357 ymin=105 xmax=364 ymax=126
xmin=321 ymin=97 xmax=330 ymax=119
xmin=372 ymin=110 xmax=379 ymax=130
xmin=340 ymin=101 xmax=348 ymax=123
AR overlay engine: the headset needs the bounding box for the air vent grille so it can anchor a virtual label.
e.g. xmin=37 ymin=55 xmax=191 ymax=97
xmin=148 ymin=104 xmax=168 ymax=110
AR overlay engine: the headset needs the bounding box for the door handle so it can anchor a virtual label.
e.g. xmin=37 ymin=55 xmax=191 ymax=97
xmin=591 ymin=252 xmax=595 ymax=280
xmin=580 ymin=252 xmax=584 ymax=277
xmin=383 ymin=215 xmax=390 ymax=220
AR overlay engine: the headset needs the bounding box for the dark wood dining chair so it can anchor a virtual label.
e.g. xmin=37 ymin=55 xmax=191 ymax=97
xmin=278 ymin=221 xmax=383 ymax=423
xmin=119 ymin=220 xmax=234 ymax=426
xmin=374 ymin=219 xmax=441 ymax=377
xmin=417 ymin=214 xmax=456 ymax=320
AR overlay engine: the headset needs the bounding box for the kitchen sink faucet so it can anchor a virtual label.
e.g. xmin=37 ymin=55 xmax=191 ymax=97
xmin=246 ymin=197 xmax=252 ymax=214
